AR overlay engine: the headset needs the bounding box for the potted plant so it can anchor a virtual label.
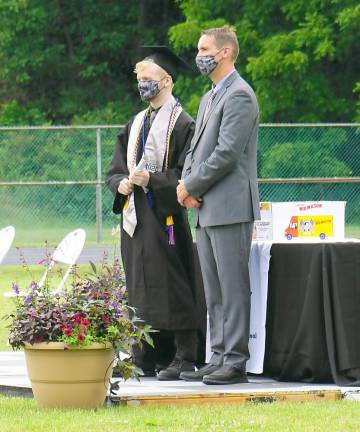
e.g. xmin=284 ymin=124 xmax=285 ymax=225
xmin=4 ymin=258 xmax=153 ymax=409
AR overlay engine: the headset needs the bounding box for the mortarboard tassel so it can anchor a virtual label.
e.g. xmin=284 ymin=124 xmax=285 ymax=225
xmin=166 ymin=215 xmax=175 ymax=245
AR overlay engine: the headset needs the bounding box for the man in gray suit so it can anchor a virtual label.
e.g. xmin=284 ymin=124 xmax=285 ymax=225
xmin=177 ymin=26 xmax=260 ymax=385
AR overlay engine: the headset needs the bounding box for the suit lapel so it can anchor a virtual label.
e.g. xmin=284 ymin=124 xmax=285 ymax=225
xmin=192 ymin=91 xmax=211 ymax=143
xmin=191 ymin=71 xmax=238 ymax=152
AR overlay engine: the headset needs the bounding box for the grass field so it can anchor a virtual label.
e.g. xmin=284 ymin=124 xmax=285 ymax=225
xmin=0 ymin=397 xmax=360 ymax=431
xmin=6 ymin=218 xmax=360 ymax=247
xmin=9 ymin=224 xmax=118 ymax=247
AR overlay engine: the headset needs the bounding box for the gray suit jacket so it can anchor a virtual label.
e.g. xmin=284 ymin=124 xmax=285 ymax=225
xmin=182 ymin=71 xmax=260 ymax=227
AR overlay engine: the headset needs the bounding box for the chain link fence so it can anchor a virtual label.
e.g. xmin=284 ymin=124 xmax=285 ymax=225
xmin=0 ymin=124 xmax=359 ymax=246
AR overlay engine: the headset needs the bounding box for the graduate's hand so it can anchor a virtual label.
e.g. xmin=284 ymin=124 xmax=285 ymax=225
xmin=183 ymin=195 xmax=202 ymax=209
xmin=129 ymin=169 xmax=150 ymax=187
xmin=117 ymin=178 xmax=134 ymax=195
xmin=177 ymin=179 xmax=189 ymax=205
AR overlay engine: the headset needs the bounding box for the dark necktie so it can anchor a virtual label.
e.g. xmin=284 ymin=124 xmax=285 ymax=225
xmin=203 ymin=90 xmax=216 ymax=123
xmin=149 ymin=108 xmax=158 ymax=126
xmin=137 ymin=109 xmax=158 ymax=162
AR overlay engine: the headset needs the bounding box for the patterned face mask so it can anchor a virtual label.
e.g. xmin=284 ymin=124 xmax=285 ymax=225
xmin=137 ymin=79 xmax=161 ymax=101
xmin=195 ymin=49 xmax=223 ymax=76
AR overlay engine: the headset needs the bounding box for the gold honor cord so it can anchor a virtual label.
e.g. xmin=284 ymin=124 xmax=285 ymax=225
xmin=164 ymin=102 xmax=181 ymax=245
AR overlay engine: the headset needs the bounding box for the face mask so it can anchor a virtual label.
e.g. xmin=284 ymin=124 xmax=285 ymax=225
xmin=138 ymin=79 xmax=161 ymax=101
xmin=195 ymin=49 xmax=223 ymax=76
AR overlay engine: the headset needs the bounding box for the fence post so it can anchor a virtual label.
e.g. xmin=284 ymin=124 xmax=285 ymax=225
xmin=96 ymin=128 xmax=103 ymax=244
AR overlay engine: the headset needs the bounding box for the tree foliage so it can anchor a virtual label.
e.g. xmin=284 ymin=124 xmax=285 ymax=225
xmin=0 ymin=0 xmax=182 ymax=124
xmin=170 ymin=0 xmax=360 ymax=122
xmin=0 ymin=0 xmax=358 ymax=124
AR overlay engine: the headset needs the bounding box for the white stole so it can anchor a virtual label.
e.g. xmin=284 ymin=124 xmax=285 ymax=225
xmin=123 ymin=96 xmax=182 ymax=237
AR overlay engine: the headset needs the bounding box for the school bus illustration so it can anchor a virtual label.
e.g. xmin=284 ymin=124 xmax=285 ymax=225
xmin=284 ymin=215 xmax=333 ymax=240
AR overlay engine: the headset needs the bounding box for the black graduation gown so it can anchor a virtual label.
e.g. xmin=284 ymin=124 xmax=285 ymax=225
xmin=106 ymin=110 xmax=199 ymax=330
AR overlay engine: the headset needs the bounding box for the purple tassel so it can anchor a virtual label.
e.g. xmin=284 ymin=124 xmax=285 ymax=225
xmin=167 ymin=225 xmax=176 ymax=245
xmin=165 ymin=216 xmax=176 ymax=245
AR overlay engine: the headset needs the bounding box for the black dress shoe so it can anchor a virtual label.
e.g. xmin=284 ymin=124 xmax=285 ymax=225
xmin=203 ymin=365 xmax=248 ymax=385
xmin=155 ymin=363 xmax=169 ymax=373
xmin=179 ymin=363 xmax=220 ymax=381
xmin=157 ymin=358 xmax=195 ymax=381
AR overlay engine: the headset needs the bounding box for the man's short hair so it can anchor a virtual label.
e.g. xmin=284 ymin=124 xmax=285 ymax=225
xmin=202 ymin=26 xmax=239 ymax=61
xmin=134 ymin=60 xmax=164 ymax=75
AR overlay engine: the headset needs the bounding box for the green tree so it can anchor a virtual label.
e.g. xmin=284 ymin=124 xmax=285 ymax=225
xmin=260 ymin=141 xmax=352 ymax=178
xmin=0 ymin=1 xmax=358 ymax=123
xmin=0 ymin=0 xmax=183 ymax=124
xmin=169 ymin=0 xmax=360 ymax=122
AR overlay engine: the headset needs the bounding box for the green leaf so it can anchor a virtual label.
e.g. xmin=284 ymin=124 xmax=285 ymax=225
xmin=89 ymin=261 xmax=97 ymax=275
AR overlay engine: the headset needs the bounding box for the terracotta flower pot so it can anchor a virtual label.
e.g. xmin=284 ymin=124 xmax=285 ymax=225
xmin=24 ymin=342 xmax=114 ymax=409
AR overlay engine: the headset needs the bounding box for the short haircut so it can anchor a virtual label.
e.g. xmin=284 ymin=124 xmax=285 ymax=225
xmin=134 ymin=60 xmax=166 ymax=76
xmin=202 ymin=26 xmax=239 ymax=61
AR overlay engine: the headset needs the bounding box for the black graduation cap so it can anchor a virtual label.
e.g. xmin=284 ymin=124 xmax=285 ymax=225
xmin=139 ymin=45 xmax=196 ymax=82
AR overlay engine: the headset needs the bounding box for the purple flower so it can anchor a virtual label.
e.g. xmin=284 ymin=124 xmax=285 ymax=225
xmin=109 ymin=301 xmax=124 ymax=317
xmin=24 ymin=291 xmax=34 ymax=306
xmin=114 ymin=291 xmax=124 ymax=300
xmin=29 ymin=281 xmax=39 ymax=292
xmin=12 ymin=283 xmax=20 ymax=295
xmin=110 ymin=301 xmax=120 ymax=310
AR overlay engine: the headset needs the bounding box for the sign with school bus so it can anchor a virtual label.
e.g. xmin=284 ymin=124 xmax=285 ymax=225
xmin=284 ymin=215 xmax=333 ymax=240
xmin=253 ymin=201 xmax=346 ymax=242
xmin=273 ymin=201 xmax=345 ymax=241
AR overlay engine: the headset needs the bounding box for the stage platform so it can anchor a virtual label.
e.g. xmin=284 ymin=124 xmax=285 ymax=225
xmin=1 ymin=352 xmax=360 ymax=406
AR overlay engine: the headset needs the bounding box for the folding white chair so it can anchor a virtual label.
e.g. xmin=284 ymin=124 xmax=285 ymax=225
xmin=38 ymin=228 xmax=86 ymax=295
xmin=0 ymin=225 xmax=15 ymax=264
xmin=4 ymin=228 xmax=86 ymax=297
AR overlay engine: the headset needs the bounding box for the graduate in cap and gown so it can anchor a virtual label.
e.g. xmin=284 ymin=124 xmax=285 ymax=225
xmin=106 ymin=46 xmax=204 ymax=380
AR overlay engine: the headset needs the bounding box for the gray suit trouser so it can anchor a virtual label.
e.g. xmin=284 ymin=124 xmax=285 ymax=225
xmin=196 ymin=222 xmax=253 ymax=367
